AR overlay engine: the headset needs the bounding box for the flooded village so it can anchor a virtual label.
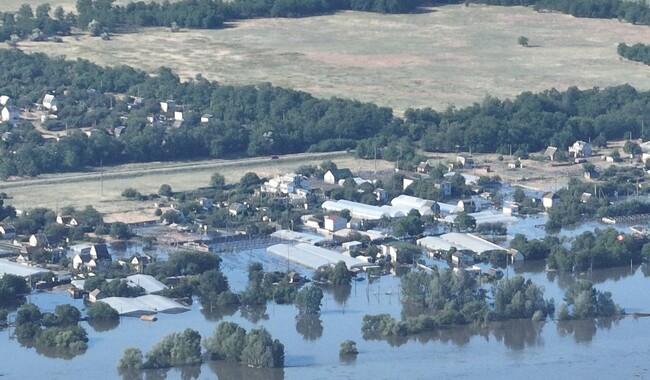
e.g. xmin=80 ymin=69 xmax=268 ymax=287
xmin=1 ymin=136 xmax=650 ymax=379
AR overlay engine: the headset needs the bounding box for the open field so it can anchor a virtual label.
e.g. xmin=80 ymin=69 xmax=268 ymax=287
xmin=14 ymin=4 xmax=650 ymax=112
xmin=0 ymin=151 xmax=395 ymax=220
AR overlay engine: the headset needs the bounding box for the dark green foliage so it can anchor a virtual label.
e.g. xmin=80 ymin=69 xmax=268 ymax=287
xmin=87 ymin=301 xmax=119 ymax=321
xmin=204 ymin=321 xmax=247 ymax=362
xmin=205 ymin=322 xmax=284 ymax=367
xmin=295 ymin=286 xmax=323 ymax=315
xmin=158 ymin=184 xmax=173 ymax=196
xmin=14 ymin=303 xmax=88 ymax=350
xmin=52 ymin=304 xmax=81 ymax=325
xmin=597 ymin=199 xmax=650 ymax=218
xmin=548 ymin=228 xmax=646 ymax=271
xmin=339 ymin=340 xmax=358 ymax=356
xmin=395 ymin=267 xmax=553 ymax=338
xmin=0 ymin=274 xmax=29 ymax=305
xmin=493 ymin=276 xmax=554 ymax=320
xmin=476 ymin=222 xmax=507 ymax=236
xmin=330 ymin=261 xmax=352 ymax=285
xmin=455 ymin=212 xmax=476 ymax=231
xmin=619 ymin=42 xmax=650 ymax=65
xmin=117 ymin=347 xmax=143 ymax=369
xmin=0 ymin=309 xmax=7 ymax=326
xmin=146 ymin=250 xmax=221 ymax=277
xmin=240 ymin=327 xmax=285 ymax=368
xmin=509 ymin=234 xmax=560 ymax=260
xmin=144 ymin=328 xmax=202 ymax=369
xmin=109 ymin=221 xmax=131 ymax=239
xmin=74 ymin=0 xmax=419 ymax=34
xmin=210 ymin=172 xmax=226 ymax=189
xmin=121 ymin=188 xmax=141 ymax=199
xmin=36 ymin=325 xmax=88 ymax=350
xmin=391 ymin=212 xmax=424 ymax=237
xmin=558 ymin=280 xmax=620 ymax=320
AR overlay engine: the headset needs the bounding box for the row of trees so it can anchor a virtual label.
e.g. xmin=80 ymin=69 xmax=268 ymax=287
xmin=618 ymin=42 xmax=650 ymax=66
xmin=473 ymin=0 xmax=650 ymax=25
xmin=5 ymin=49 xmax=650 ymax=177
xmin=14 ymin=303 xmax=88 ymax=351
xmin=398 ymin=269 xmax=554 ymax=328
xmin=510 ymin=227 xmax=650 ymax=271
xmin=119 ymin=323 xmax=284 ymax=370
xmin=74 ymin=0 xmax=420 ymax=33
xmin=0 ymin=4 xmax=72 ymax=42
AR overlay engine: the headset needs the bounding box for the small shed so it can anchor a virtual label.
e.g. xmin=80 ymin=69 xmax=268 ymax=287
xmin=201 ymin=114 xmax=212 ymax=123
xmin=342 ymin=240 xmax=362 ymax=252
xmin=542 ymin=192 xmax=560 ymax=209
xmin=42 ymin=94 xmax=58 ymax=111
xmin=160 ymin=100 xmax=175 ymax=113
xmin=324 ymin=215 xmax=347 ymax=232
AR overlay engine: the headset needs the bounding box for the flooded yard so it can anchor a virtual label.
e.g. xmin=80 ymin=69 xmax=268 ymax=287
xmin=2 ymin=238 xmax=650 ymax=379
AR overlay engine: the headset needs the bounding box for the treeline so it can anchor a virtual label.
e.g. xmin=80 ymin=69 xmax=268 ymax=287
xmin=74 ymin=0 xmax=420 ymax=32
xmin=0 ymin=4 xmax=72 ymax=41
xmin=5 ymin=49 xmax=650 ymax=178
xmin=618 ymin=42 xmax=650 ymax=66
xmin=363 ymin=271 xmax=554 ymax=341
xmin=0 ymin=49 xmax=394 ymax=178
xmin=471 ymin=0 xmax=650 ymax=26
xmin=510 ymin=227 xmax=650 ymax=272
xmin=118 ymin=322 xmax=283 ymax=372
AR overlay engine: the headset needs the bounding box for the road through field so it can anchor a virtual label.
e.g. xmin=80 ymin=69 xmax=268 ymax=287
xmin=0 ymin=150 xmax=394 ymax=215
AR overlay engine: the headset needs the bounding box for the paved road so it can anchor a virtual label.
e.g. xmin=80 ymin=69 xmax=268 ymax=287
xmin=0 ymin=151 xmax=350 ymax=190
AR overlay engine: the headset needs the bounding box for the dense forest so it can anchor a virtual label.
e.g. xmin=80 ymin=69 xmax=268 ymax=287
xmin=618 ymin=42 xmax=650 ymax=66
xmin=0 ymin=4 xmax=72 ymax=42
xmin=74 ymin=0 xmax=420 ymax=31
xmin=472 ymin=0 xmax=650 ymax=25
xmin=2 ymin=48 xmax=650 ymax=177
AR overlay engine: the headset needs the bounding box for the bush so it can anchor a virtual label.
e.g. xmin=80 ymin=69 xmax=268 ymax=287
xmin=339 ymin=340 xmax=358 ymax=356
xmin=87 ymin=302 xmax=119 ymax=321
xmin=118 ymin=347 xmax=143 ymax=369
xmin=158 ymin=184 xmax=173 ymax=196
xmin=121 ymin=188 xmax=141 ymax=199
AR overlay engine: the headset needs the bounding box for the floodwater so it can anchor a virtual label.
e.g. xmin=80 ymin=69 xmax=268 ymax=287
xmin=2 ymin=238 xmax=650 ymax=379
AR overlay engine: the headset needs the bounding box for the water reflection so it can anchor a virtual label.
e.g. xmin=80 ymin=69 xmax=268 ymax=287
xmin=325 ymin=285 xmax=351 ymax=306
xmin=557 ymin=317 xmax=620 ymax=343
xmin=199 ymin=302 xmax=238 ymax=322
xmin=33 ymin=343 xmax=87 ymax=360
xmin=295 ymin=314 xmax=323 ymax=341
xmin=491 ymin=320 xmax=544 ymax=350
xmin=240 ymin=305 xmax=269 ymax=323
xmin=208 ymin=360 xmax=284 ymax=380
xmin=87 ymin=318 xmax=120 ymax=333
xmin=547 ymin=265 xmax=638 ymax=289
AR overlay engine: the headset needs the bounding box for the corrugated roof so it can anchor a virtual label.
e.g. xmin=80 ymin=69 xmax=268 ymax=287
xmin=417 ymin=236 xmax=457 ymax=251
xmin=100 ymin=295 xmax=189 ymax=317
xmin=271 ymin=230 xmax=327 ymax=245
xmin=126 ymin=274 xmax=167 ymax=294
xmin=0 ymin=259 xmax=50 ymax=278
xmin=439 ymin=233 xmax=505 ymax=254
xmin=267 ymin=243 xmax=366 ymax=269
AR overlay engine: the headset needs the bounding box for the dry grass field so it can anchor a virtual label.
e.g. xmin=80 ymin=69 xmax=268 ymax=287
xmin=13 ymin=4 xmax=650 ymax=113
xmin=0 ymin=151 xmax=395 ymax=220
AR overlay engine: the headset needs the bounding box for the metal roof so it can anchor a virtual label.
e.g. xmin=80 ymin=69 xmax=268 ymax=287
xmin=267 ymin=243 xmax=366 ymax=269
xmin=439 ymin=233 xmax=505 ymax=254
xmin=126 ymin=274 xmax=167 ymax=294
xmin=100 ymin=295 xmax=189 ymax=317
xmin=0 ymin=259 xmax=50 ymax=278
xmin=271 ymin=230 xmax=327 ymax=245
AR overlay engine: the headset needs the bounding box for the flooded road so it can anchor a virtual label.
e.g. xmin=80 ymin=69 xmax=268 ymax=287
xmin=2 ymin=243 xmax=650 ymax=379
